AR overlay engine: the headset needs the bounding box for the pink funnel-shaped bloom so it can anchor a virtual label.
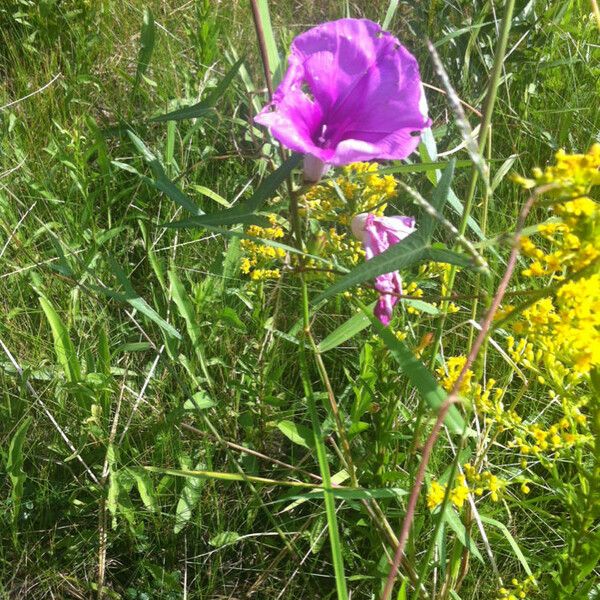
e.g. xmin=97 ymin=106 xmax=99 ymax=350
xmin=255 ymin=18 xmax=430 ymax=180
xmin=351 ymin=213 xmax=416 ymax=325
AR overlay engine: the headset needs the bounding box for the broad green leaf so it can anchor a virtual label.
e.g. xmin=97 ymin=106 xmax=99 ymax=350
xmin=443 ymin=506 xmax=484 ymax=563
xmin=318 ymin=305 xmax=375 ymax=353
xmin=362 ymin=306 xmax=468 ymax=435
xmin=127 ymin=131 xmax=205 ymax=216
xmin=151 ymin=57 xmax=244 ymax=122
xmin=133 ymin=8 xmax=155 ymax=93
xmin=209 ymin=531 xmax=241 ymax=548
xmin=174 ymin=458 xmax=208 ymax=534
xmin=39 ymin=296 xmax=81 ymax=382
xmin=184 ymin=390 xmax=215 ymax=411
xmin=277 ymin=420 xmax=314 ymax=449
xmin=168 ymin=154 xmax=301 ymax=227
xmin=127 ymin=467 xmax=158 ymax=513
xmin=7 ymin=417 xmax=31 ymax=524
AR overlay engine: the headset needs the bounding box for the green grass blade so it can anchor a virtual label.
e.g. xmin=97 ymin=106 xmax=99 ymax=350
xmin=480 ymin=516 xmax=533 ymax=576
xmin=420 ymin=159 xmax=456 ymax=241
xmin=255 ymin=0 xmax=281 ymax=84
xmin=382 ymin=0 xmax=400 ymax=30
xmin=100 ymin=257 xmax=181 ymax=340
xmin=151 ymin=57 xmax=244 ymax=122
xmin=133 ymin=8 xmax=155 ymax=93
xmin=442 ymin=506 xmax=484 ymax=563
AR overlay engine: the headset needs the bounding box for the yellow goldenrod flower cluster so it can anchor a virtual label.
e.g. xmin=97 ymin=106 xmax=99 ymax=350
xmin=497 ymin=575 xmax=537 ymax=600
xmin=437 ymin=355 xmax=474 ymax=394
xmin=427 ymin=468 xmax=506 ymax=511
xmin=513 ymin=145 xmax=600 ymax=375
xmin=512 ymin=144 xmax=600 ymax=197
xmin=239 ymin=214 xmax=286 ymax=280
xmin=301 ymin=162 xmax=397 ymax=225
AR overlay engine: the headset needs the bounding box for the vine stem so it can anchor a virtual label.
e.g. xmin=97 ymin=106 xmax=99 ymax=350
xmin=380 ymin=186 xmax=542 ymax=600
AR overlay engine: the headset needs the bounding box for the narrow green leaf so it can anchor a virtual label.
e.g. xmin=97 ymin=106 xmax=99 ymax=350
xmin=255 ymin=0 xmax=281 ymax=84
xmin=127 ymin=131 xmax=205 ymax=216
xmin=7 ymin=417 xmax=31 ymax=525
xmin=382 ymin=0 xmax=400 ymax=30
xmin=318 ymin=305 xmax=375 ymax=353
xmin=39 ymin=296 xmax=81 ymax=382
xmin=151 ymin=57 xmax=244 ymax=122
xmin=443 ymin=506 xmax=484 ymax=563
xmin=169 ymin=154 xmax=301 ymax=227
xmin=169 ymin=269 xmax=212 ymax=383
xmin=360 ymin=304 xmax=468 ymax=435
xmin=480 ymin=516 xmax=533 ymax=576
xmin=133 ymin=8 xmax=155 ymax=93
xmin=314 ymin=232 xmax=427 ymax=304
xmin=421 ymin=159 xmax=456 ymax=241
xmin=100 ymin=258 xmax=181 ymax=339
xmin=191 ymin=185 xmax=231 ymax=208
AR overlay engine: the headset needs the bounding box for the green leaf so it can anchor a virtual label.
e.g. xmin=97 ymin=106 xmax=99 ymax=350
xmin=361 ymin=305 xmax=468 ymax=435
xmin=168 ymin=269 xmax=211 ymax=382
xmin=97 ymin=258 xmax=181 ymax=339
xmin=209 ymin=531 xmax=241 ymax=548
xmin=127 ymin=467 xmax=158 ymax=513
xmin=314 ymin=232 xmax=473 ymax=306
xmin=255 ymin=0 xmax=281 ymax=84
xmin=39 ymin=296 xmax=81 ymax=382
xmin=151 ymin=57 xmax=244 ymax=122
xmin=168 ymin=154 xmax=301 ymax=227
xmin=401 ymin=298 xmax=440 ymax=315
xmin=442 ymin=506 xmax=484 ymax=563
xmin=480 ymin=516 xmax=533 ymax=576
xmin=133 ymin=8 xmax=155 ymax=93
xmin=174 ymin=458 xmax=208 ymax=534
xmin=276 ymin=420 xmax=314 ymax=449
xmin=420 ymin=159 xmax=456 ymax=241
xmin=318 ymin=305 xmax=375 ymax=353
xmin=184 ymin=390 xmax=215 ymax=411
xmin=382 ymin=0 xmax=400 ymax=29
xmin=7 ymin=417 xmax=32 ymax=525
xmin=127 ymin=131 xmax=205 ymax=216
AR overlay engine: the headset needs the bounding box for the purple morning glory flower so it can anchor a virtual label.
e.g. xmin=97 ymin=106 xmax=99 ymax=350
xmin=351 ymin=213 xmax=416 ymax=325
xmin=255 ymin=18 xmax=430 ymax=181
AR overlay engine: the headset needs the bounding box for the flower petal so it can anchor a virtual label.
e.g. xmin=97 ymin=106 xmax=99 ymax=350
xmin=255 ymin=18 xmax=430 ymax=165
